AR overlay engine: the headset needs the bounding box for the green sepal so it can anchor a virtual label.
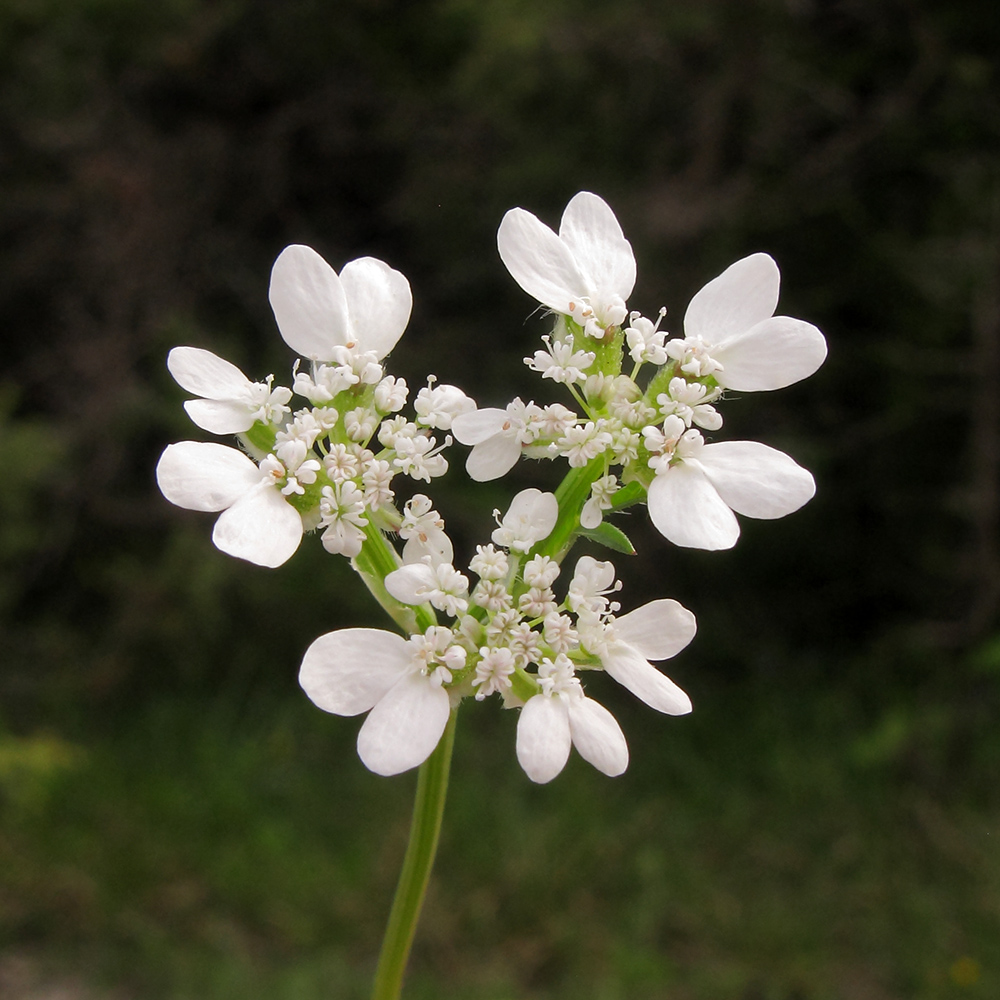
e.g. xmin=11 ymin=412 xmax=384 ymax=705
xmin=577 ymin=520 xmax=636 ymax=555
xmin=242 ymin=420 xmax=277 ymax=456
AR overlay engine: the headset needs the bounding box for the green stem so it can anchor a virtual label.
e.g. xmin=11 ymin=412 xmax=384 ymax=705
xmin=371 ymin=708 xmax=458 ymax=1000
xmin=534 ymin=456 xmax=606 ymax=562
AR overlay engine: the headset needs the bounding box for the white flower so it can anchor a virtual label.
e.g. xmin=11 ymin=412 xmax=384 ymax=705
xmin=524 ymin=333 xmax=596 ymax=384
xmin=156 ymin=441 xmax=303 ymax=567
xmin=566 ymin=555 xmax=620 ymax=614
xmin=268 ymin=245 xmax=412 ymax=363
xmin=167 ymin=347 xmax=292 ymax=434
xmin=292 ymin=360 xmax=358 ymax=404
xmin=345 ymin=407 xmax=378 ymax=443
xmin=492 ymin=489 xmax=559 ymax=553
xmin=399 ymin=494 xmax=453 ymax=565
xmin=385 ymin=561 xmax=470 ymax=618
xmin=414 ymin=382 xmax=476 ymax=430
xmin=672 ymin=253 xmax=827 ymax=392
xmin=498 ymin=192 xmax=635 ymax=340
xmin=392 ymin=432 xmax=450 ymax=482
xmin=473 ymin=647 xmax=516 ymax=701
xmin=318 ymin=481 xmax=368 ymax=557
xmin=361 ymin=458 xmax=395 ymax=509
xmin=657 ymin=377 xmax=723 ymax=431
xmin=523 ymin=554 xmax=560 ymax=589
xmin=299 ymin=627 xmax=455 ymax=776
xmin=515 ymin=656 xmax=628 ymax=783
xmin=600 ymin=599 xmax=696 ymax=715
xmin=452 ymin=398 xmax=542 ymax=482
xmin=647 ymin=439 xmax=816 ymax=550
xmin=323 ymin=443 xmax=361 ymax=483
xmin=374 ymin=375 xmax=408 ymax=413
xmin=625 ymin=309 xmax=669 ymax=366
xmin=469 ymin=544 xmax=509 ymax=581
xmin=556 ymin=420 xmax=613 ymax=467
xmin=580 ymin=474 xmax=620 ymax=530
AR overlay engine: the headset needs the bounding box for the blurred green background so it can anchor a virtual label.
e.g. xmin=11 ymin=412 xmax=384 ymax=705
xmin=2 ymin=0 xmax=999 ymax=997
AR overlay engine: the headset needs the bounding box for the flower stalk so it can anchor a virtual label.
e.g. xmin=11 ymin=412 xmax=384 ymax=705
xmin=370 ymin=707 xmax=458 ymax=1000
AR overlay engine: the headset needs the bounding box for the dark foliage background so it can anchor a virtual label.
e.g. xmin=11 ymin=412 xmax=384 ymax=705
xmin=1 ymin=0 xmax=999 ymax=997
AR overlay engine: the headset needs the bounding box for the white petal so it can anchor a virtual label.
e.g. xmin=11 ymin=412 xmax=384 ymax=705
xmin=614 ymin=599 xmax=697 ymax=661
xmin=647 ymin=463 xmax=740 ymax=550
xmin=714 ymin=316 xmax=827 ymax=392
xmin=558 ymin=192 xmax=636 ymax=301
xmin=402 ymin=528 xmax=453 ymax=568
xmin=603 ymin=646 xmax=692 ymax=715
xmin=156 ymin=441 xmax=260 ymax=512
xmin=384 ymin=563 xmax=436 ymax=606
xmin=268 ymin=245 xmax=350 ymax=360
xmin=212 ymin=482 xmax=303 ymax=567
xmin=465 ymin=434 xmax=522 ymax=482
xmin=683 ymin=253 xmax=779 ymax=344
xmin=357 ymin=672 xmax=451 ymax=776
xmin=567 ymin=696 xmax=629 ymax=776
xmin=451 ymin=408 xmax=508 ymax=446
xmin=340 ymin=257 xmax=412 ymax=360
xmin=509 ymin=488 xmax=559 ymax=538
xmin=698 ymin=441 xmax=816 ymax=519
xmin=497 ymin=207 xmax=589 ymax=314
xmin=167 ymin=346 xmax=251 ymax=399
xmin=579 ymin=497 xmax=602 ymax=530
xmin=516 ymin=695 xmax=572 ymax=784
xmin=299 ymin=628 xmax=412 ymax=716
xmin=183 ymin=399 xmax=255 ymax=435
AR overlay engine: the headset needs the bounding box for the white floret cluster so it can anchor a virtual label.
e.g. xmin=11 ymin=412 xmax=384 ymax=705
xmin=156 ymin=192 xmax=827 ymax=784
xmin=156 ymin=246 xmax=473 ymax=568
xmin=454 ymin=192 xmax=828 ymax=552
xmin=302 ymin=489 xmax=696 ymax=782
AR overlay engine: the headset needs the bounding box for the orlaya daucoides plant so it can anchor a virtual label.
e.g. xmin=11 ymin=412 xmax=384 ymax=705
xmin=157 ymin=191 xmax=826 ymax=999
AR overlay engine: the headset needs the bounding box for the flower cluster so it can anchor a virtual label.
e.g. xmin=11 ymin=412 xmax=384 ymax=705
xmin=300 ymin=490 xmax=695 ymax=781
xmin=455 ymin=192 xmax=827 ymax=551
xmin=157 ymin=192 xmax=826 ymax=783
xmin=157 ymin=246 xmax=473 ymax=567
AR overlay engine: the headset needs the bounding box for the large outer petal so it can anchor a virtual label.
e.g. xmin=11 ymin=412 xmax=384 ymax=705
xmin=516 ymin=695 xmax=572 ymax=784
xmin=156 ymin=441 xmax=260 ymax=511
xmin=212 ymin=482 xmax=303 ymax=567
xmin=451 ymin=408 xmax=508 ymax=445
xmin=340 ymin=257 xmax=412 ymax=360
xmin=357 ymin=672 xmax=451 ymax=776
xmin=647 ymin=462 xmax=740 ymax=550
xmin=614 ymin=599 xmax=697 ymax=661
xmin=384 ymin=563 xmax=436 ymax=606
xmin=698 ymin=441 xmax=816 ymax=519
xmin=497 ymin=207 xmax=589 ymax=313
xmin=167 ymin=346 xmax=250 ymax=399
xmin=558 ymin=192 xmax=636 ymax=300
xmin=603 ymin=645 xmax=692 ymax=715
xmin=683 ymin=253 xmax=779 ymax=344
xmin=268 ymin=245 xmax=350 ymax=360
xmin=714 ymin=316 xmax=827 ymax=392
xmin=183 ymin=399 xmax=256 ymax=435
xmin=299 ymin=628 xmax=412 ymax=716
xmin=567 ymin=696 xmax=629 ymax=777
xmin=466 ymin=434 xmax=522 ymax=482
